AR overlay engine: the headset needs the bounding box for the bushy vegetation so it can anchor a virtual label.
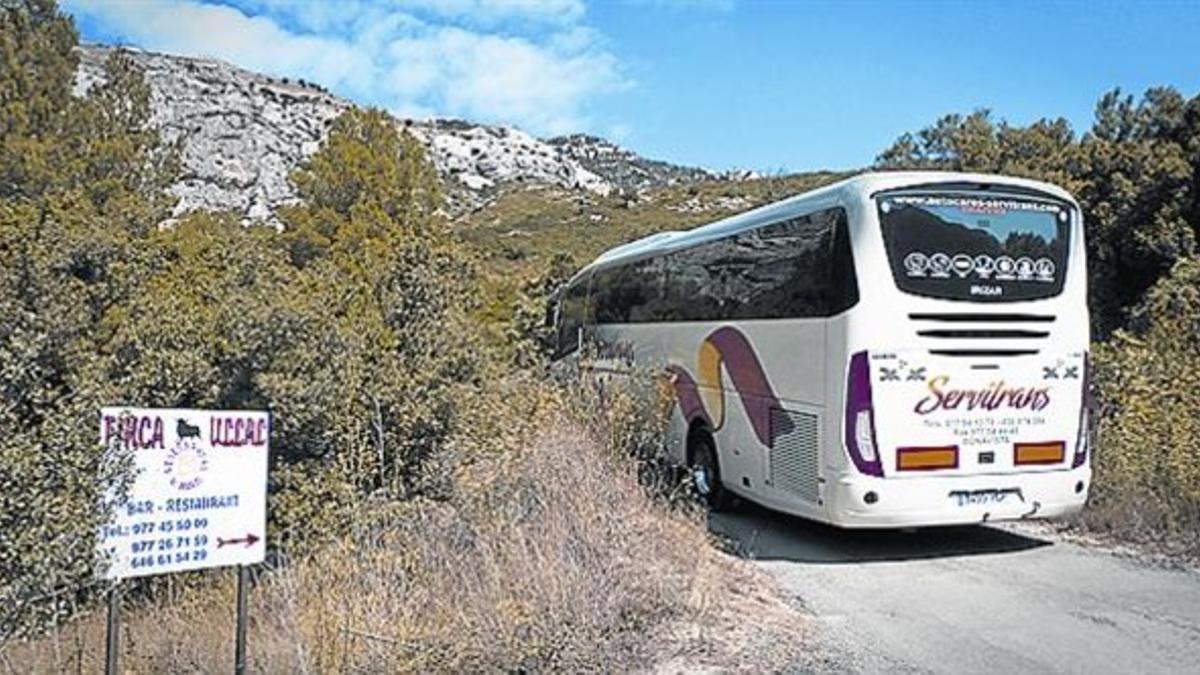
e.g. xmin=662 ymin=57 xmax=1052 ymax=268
xmin=1081 ymin=258 xmax=1200 ymax=552
xmin=1 ymin=0 xmax=176 ymax=637
xmin=1 ymin=1 xmax=480 ymax=639
xmin=6 ymin=377 xmax=807 ymax=673
xmin=877 ymin=92 xmax=1200 ymax=552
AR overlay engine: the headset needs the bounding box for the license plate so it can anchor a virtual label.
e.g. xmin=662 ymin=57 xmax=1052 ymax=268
xmin=948 ymin=488 xmax=1024 ymax=508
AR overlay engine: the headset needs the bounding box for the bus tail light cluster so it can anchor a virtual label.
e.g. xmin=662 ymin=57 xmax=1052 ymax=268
xmin=1014 ymin=441 xmax=1066 ymax=465
xmin=1072 ymin=353 xmax=1091 ymax=469
xmin=897 ymin=446 xmax=959 ymax=471
xmin=845 ymin=351 xmax=883 ymax=477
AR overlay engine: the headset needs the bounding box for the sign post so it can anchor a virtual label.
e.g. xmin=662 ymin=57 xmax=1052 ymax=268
xmin=235 ymin=565 xmax=249 ymax=675
xmin=98 ymin=407 xmax=269 ymax=672
xmin=105 ymin=583 xmax=120 ymax=675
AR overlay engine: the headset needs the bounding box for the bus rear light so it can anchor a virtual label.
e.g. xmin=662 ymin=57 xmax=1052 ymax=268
xmin=854 ymin=410 xmax=877 ymax=462
xmin=845 ymin=351 xmax=883 ymax=477
xmin=896 ymin=446 xmax=959 ymax=471
xmin=1014 ymin=441 xmax=1066 ymax=465
xmin=1072 ymin=353 xmax=1091 ymax=469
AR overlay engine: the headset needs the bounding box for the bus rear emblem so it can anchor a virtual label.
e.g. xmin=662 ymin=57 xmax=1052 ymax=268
xmin=970 ymin=285 xmax=1002 ymax=296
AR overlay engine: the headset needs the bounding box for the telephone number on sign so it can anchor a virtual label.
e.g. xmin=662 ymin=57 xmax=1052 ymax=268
xmin=130 ymin=517 xmax=209 ymax=535
xmin=103 ymin=517 xmax=211 ymax=539
xmin=130 ymin=534 xmax=209 ymax=553
xmin=130 ymin=549 xmax=208 ymax=570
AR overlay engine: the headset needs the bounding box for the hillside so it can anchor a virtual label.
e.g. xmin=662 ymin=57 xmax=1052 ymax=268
xmin=73 ymin=44 xmax=739 ymax=222
xmin=72 ymin=43 xmax=845 ymax=344
xmin=548 ymin=133 xmax=758 ymax=191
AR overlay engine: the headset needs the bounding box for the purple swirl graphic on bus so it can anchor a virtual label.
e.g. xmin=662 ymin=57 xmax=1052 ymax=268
xmin=667 ymin=326 xmax=789 ymax=447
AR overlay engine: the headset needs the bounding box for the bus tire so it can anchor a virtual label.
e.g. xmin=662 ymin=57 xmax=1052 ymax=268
xmin=690 ymin=430 xmax=733 ymax=511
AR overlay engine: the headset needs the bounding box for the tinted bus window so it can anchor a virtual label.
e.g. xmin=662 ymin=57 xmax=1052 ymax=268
xmin=663 ymin=207 xmax=855 ymax=321
xmin=878 ymin=193 xmax=1070 ymax=302
xmin=554 ymin=276 xmax=590 ymax=357
xmin=589 ymin=206 xmax=857 ymax=324
xmin=826 ymin=208 xmax=859 ymax=314
xmin=724 ymin=208 xmax=857 ymax=319
xmin=591 ymin=257 xmax=665 ymax=324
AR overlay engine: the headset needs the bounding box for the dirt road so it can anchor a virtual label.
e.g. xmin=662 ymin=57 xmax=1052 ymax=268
xmin=710 ymin=507 xmax=1200 ymax=674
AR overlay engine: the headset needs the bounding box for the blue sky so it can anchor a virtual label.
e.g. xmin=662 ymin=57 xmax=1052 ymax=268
xmin=64 ymin=0 xmax=1200 ymax=173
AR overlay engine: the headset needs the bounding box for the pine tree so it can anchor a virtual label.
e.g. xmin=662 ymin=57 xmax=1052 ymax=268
xmin=268 ymin=108 xmax=480 ymax=546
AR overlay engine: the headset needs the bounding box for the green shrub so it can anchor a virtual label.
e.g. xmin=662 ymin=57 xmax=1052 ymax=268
xmin=1 ymin=1 xmax=480 ymax=636
xmin=1 ymin=1 xmax=173 ymax=637
xmin=506 ymin=252 xmax=575 ymax=368
xmin=1082 ymin=258 xmax=1200 ymax=553
xmin=265 ymin=109 xmax=481 ymax=547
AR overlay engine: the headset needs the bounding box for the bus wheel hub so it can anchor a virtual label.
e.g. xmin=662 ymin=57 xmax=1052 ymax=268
xmin=693 ymin=466 xmax=712 ymax=495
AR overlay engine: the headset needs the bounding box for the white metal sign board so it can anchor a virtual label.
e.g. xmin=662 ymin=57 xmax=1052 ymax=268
xmin=98 ymin=407 xmax=269 ymax=579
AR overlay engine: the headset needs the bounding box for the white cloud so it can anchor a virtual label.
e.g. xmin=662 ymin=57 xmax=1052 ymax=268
xmin=397 ymin=0 xmax=586 ymax=25
xmin=383 ymin=26 xmax=623 ymax=134
xmin=231 ymin=0 xmax=586 ymax=33
xmin=63 ymin=0 xmax=626 ymax=136
xmin=623 ymin=0 xmax=734 ymax=11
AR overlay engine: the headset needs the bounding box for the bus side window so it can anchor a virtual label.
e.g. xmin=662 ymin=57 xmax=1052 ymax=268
xmin=591 ymin=257 xmax=672 ymax=325
xmin=580 ymin=205 xmax=858 ymax=329
xmin=554 ymin=276 xmax=590 ymax=359
xmin=705 ymin=206 xmax=853 ymax=320
xmin=724 ymin=213 xmax=828 ymax=319
xmin=545 ymin=290 xmax=560 ymax=329
xmin=825 ymin=208 xmax=860 ymax=314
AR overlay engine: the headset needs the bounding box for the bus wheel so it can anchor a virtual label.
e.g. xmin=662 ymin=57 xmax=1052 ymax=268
xmin=691 ymin=431 xmax=733 ymax=511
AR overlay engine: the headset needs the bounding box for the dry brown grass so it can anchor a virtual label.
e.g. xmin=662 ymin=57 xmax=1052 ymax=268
xmin=2 ymin=377 xmax=808 ymax=673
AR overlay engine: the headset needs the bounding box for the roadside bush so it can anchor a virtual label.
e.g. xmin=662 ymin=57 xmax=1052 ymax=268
xmin=259 ymin=109 xmax=481 ymax=548
xmin=0 ymin=1 xmax=174 ymax=638
xmin=4 ymin=376 xmax=808 ymax=673
xmin=1 ymin=1 xmax=479 ymax=637
xmin=1078 ymin=257 xmax=1200 ymax=555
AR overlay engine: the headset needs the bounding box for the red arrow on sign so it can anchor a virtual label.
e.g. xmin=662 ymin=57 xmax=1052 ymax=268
xmin=217 ymin=533 xmax=261 ymax=548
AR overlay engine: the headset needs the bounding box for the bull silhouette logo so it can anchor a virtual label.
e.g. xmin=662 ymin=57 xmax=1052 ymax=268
xmin=177 ymin=418 xmax=202 ymax=440
xmin=166 ymin=417 xmax=207 ymax=490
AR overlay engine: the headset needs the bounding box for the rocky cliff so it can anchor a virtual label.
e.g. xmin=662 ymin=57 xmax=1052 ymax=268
xmin=548 ymin=134 xmax=757 ymax=192
xmin=75 ymin=44 xmax=733 ymax=222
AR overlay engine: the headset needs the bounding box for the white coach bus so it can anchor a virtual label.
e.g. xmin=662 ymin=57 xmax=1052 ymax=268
xmin=551 ymin=171 xmax=1092 ymax=528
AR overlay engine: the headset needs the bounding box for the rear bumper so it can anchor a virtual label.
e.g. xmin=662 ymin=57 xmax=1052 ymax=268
xmin=822 ymin=465 xmax=1091 ymax=528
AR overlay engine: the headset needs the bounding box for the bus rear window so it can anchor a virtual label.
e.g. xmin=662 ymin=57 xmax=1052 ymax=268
xmin=877 ymin=192 xmax=1071 ymax=302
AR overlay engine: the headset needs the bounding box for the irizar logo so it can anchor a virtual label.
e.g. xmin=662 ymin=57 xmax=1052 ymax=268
xmin=970 ymin=284 xmax=1002 ymax=297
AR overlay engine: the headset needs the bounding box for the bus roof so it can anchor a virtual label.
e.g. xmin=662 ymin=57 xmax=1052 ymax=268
xmin=573 ymin=170 xmax=1077 ymax=282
